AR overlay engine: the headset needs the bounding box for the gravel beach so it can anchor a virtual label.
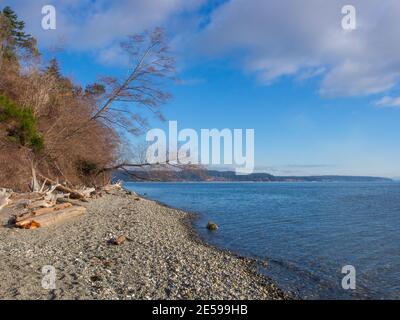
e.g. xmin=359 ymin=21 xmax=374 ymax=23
xmin=0 ymin=189 xmax=288 ymax=300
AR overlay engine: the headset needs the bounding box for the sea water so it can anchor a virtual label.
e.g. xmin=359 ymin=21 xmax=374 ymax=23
xmin=126 ymin=181 xmax=400 ymax=299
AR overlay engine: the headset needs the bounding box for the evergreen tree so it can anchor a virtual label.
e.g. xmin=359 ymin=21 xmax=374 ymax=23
xmin=45 ymin=57 xmax=77 ymax=93
xmin=0 ymin=6 xmax=38 ymax=61
xmin=2 ymin=6 xmax=30 ymax=44
xmin=45 ymin=58 xmax=62 ymax=79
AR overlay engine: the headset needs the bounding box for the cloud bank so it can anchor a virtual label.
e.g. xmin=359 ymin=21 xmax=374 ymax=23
xmin=375 ymin=96 xmax=400 ymax=108
xmin=3 ymin=0 xmax=400 ymax=98
xmin=194 ymin=0 xmax=400 ymax=97
xmin=2 ymin=0 xmax=204 ymax=57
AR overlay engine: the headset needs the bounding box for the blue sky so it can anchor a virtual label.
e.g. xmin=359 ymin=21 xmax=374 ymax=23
xmin=3 ymin=0 xmax=400 ymax=177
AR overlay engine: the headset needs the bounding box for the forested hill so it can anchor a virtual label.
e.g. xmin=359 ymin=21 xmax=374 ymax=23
xmin=115 ymin=169 xmax=392 ymax=183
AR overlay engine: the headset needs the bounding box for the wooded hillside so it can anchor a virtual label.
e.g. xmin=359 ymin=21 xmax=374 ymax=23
xmin=0 ymin=6 xmax=175 ymax=191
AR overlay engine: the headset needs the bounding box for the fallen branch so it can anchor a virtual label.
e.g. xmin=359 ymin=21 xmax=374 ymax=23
xmin=78 ymin=187 xmax=96 ymax=198
xmin=39 ymin=178 xmax=48 ymax=193
xmin=38 ymin=174 xmax=85 ymax=199
xmin=103 ymin=182 xmax=122 ymax=191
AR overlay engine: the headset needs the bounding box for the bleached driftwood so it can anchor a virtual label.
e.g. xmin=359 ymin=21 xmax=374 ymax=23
xmin=57 ymin=197 xmax=89 ymax=206
xmin=102 ymin=182 xmax=123 ymax=194
xmin=16 ymin=206 xmax=86 ymax=228
xmin=0 ymin=189 xmax=13 ymax=212
xmin=0 ymin=194 xmax=11 ymax=212
xmin=56 ymin=185 xmax=84 ymax=199
xmin=30 ymin=165 xmax=40 ymax=192
xmin=38 ymin=174 xmax=85 ymax=199
xmin=15 ymin=203 xmax=72 ymax=223
xmin=43 ymin=184 xmax=59 ymax=196
xmin=27 ymin=199 xmax=56 ymax=210
xmin=39 ymin=178 xmax=48 ymax=193
xmin=78 ymin=187 xmax=96 ymax=198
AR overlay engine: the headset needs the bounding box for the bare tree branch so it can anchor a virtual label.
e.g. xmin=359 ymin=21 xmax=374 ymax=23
xmin=63 ymin=28 xmax=175 ymax=141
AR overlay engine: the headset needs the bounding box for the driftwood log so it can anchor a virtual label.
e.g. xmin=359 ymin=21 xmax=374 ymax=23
xmin=27 ymin=199 xmax=56 ymax=210
xmin=102 ymin=182 xmax=122 ymax=193
xmin=57 ymin=197 xmax=89 ymax=206
xmin=37 ymin=174 xmax=85 ymax=199
xmin=15 ymin=203 xmax=72 ymax=223
xmin=16 ymin=206 xmax=86 ymax=228
xmin=79 ymin=187 xmax=96 ymax=198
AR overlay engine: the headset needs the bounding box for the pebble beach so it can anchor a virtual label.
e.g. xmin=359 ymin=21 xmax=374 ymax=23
xmin=0 ymin=188 xmax=288 ymax=300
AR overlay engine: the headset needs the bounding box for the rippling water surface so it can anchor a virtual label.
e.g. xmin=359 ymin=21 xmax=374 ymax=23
xmin=126 ymin=181 xmax=400 ymax=299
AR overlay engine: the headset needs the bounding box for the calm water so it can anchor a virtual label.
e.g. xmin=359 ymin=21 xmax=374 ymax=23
xmin=126 ymin=182 xmax=400 ymax=299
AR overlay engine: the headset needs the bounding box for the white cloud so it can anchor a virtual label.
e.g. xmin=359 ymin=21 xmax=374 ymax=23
xmin=193 ymin=0 xmax=400 ymax=97
xmin=374 ymin=96 xmax=400 ymax=108
xmin=2 ymin=0 xmax=204 ymax=50
xmin=97 ymin=45 xmax=130 ymax=67
xmin=1 ymin=0 xmax=206 ymax=67
xmin=4 ymin=0 xmax=400 ymax=98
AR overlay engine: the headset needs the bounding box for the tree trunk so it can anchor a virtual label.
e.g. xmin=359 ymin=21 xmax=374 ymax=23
xmin=30 ymin=162 xmax=40 ymax=192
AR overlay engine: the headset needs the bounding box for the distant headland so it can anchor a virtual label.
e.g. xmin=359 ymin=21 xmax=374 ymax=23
xmin=115 ymin=169 xmax=392 ymax=183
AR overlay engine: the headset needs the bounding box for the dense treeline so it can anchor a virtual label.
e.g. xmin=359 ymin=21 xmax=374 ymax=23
xmin=0 ymin=7 xmax=174 ymax=191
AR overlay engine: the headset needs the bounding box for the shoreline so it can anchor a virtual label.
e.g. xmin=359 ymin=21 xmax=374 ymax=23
xmin=145 ymin=195 xmax=293 ymax=296
xmin=138 ymin=191 xmax=290 ymax=292
xmin=0 ymin=188 xmax=289 ymax=300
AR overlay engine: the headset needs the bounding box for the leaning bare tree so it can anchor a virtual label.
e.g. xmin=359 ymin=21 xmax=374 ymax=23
xmin=59 ymin=28 xmax=182 ymax=179
xmin=65 ymin=28 xmax=175 ymax=140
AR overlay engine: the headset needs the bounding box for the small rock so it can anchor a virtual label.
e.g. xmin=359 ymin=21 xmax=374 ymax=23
xmin=111 ymin=235 xmax=126 ymax=245
xmin=90 ymin=275 xmax=102 ymax=282
xmin=103 ymin=260 xmax=112 ymax=268
xmin=206 ymin=221 xmax=219 ymax=231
